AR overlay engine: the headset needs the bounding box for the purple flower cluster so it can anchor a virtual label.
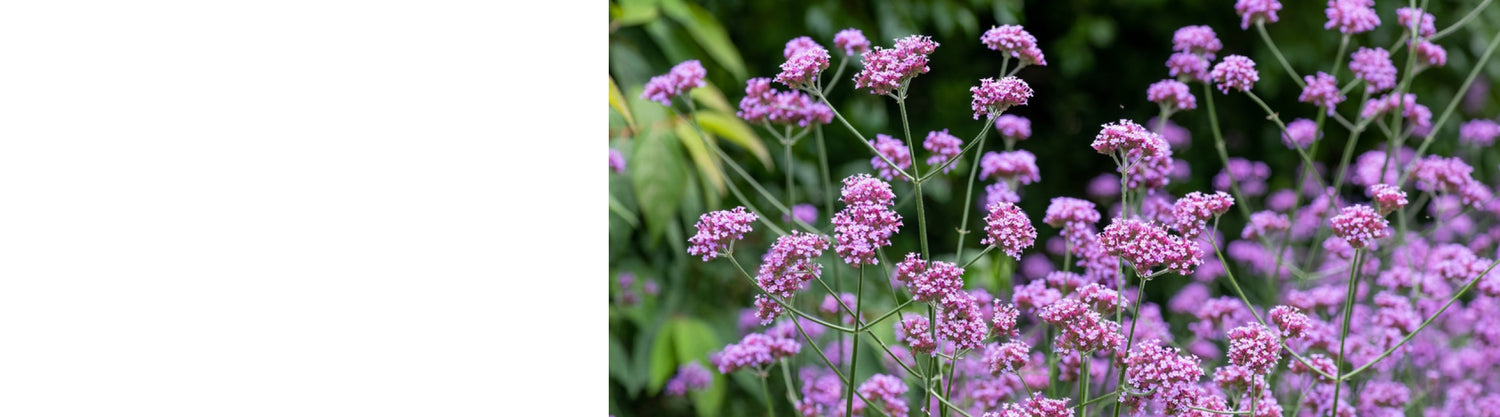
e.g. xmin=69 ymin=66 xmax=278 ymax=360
xmin=1299 ymin=72 xmax=1345 ymax=113
xmin=1361 ymin=93 xmax=1432 ymax=132
xmin=981 ymin=25 xmax=1047 ymax=66
xmin=776 ymin=46 xmax=830 ymax=90
xmin=1038 ymin=298 xmax=1124 ymax=353
xmin=712 ymin=332 xmax=800 ymax=373
xmin=1460 ymin=119 xmax=1500 ymax=146
xmin=895 ymin=253 xmax=966 ymax=303
xmin=993 ymin=301 xmax=1021 ymax=337
xmin=641 ymin=60 xmax=707 ymax=106
xmin=1350 ymin=47 xmax=1397 ymax=94
xmin=923 ymin=129 xmax=963 ymax=173
xmin=664 ymin=361 xmax=712 ymax=396
xmin=1213 ymin=158 xmax=1271 ymax=197
xmin=1411 ymin=156 xmax=1487 ymax=204
xmin=854 ymin=35 xmax=940 ymax=95
xmin=937 ymin=292 xmax=988 ymax=351
xmin=1414 ymin=40 xmax=1448 ymax=67
xmin=1148 ymin=79 xmax=1196 ymax=111
xmin=990 ymin=394 xmax=1073 ymax=417
xmin=784 ymin=36 xmax=821 ymax=59
xmin=608 ymin=149 xmax=626 ymax=174
xmin=982 ymin=202 xmax=1038 ymax=260
xmin=1282 ymin=118 xmax=1320 ymax=149
xmin=687 ymin=206 xmax=757 ymax=261
xmin=753 ymin=295 xmax=782 ymax=324
xmin=1172 ymin=191 xmax=1235 ymax=238
xmin=1172 ymin=26 xmax=1222 ymax=58
xmin=985 ymin=341 xmax=1031 ymax=375
xmin=1243 ymin=210 xmax=1290 ymax=240
xmin=970 ymin=76 xmax=1033 ymax=119
xmin=833 ymin=28 xmax=870 ymax=56
xmin=1123 ymin=340 xmax=1205 ymax=413
xmin=1325 ymin=0 xmax=1381 ymax=34
xmin=897 ymin=313 xmax=936 ymax=354
xmin=1330 ymin=204 xmax=1389 ymax=249
xmin=869 ymin=134 xmax=912 ymax=181
xmin=1210 ymin=55 xmax=1259 ymax=94
xmin=1396 ymin=7 xmax=1437 ymax=38
xmin=1091 ymin=119 xmax=1169 ymax=158
xmin=737 ymin=78 xmax=833 ymax=127
xmin=1226 ymin=324 xmax=1281 ymax=374
xmin=1269 ymin=305 xmax=1310 ymax=338
xmin=1234 ymin=0 xmax=1282 ymax=29
xmin=1368 ymin=184 xmax=1408 ymax=215
xmin=1167 ymin=52 xmax=1211 ymax=82
xmin=1099 ymin=218 xmax=1203 ymax=275
xmin=755 ymin=231 xmax=831 ymax=298
xmin=855 ymin=374 xmax=910 ymax=417
xmin=832 ymin=174 xmax=903 ymax=266
xmin=994 ymin=115 xmax=1032 ymax=140
xmin=979 ymin=150 xmax=1040 ymax=184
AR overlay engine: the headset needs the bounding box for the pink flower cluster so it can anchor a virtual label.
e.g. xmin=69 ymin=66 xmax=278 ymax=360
xmin=937 ymin=292 xmax=988 ymax=351
xmin=687 ymin=206 xmax=757 ymax=261
xmin=1148 ymin=79 xmax=1196 ymax=111
xmin=832 ymin=174 xmax=904 ymax=266
xmin=985 ymin=341 xmax=1031 ymax=375
xmin=855 ymin=374 xmax=909 ymax=417
xmin=970 ymin=76 xmax=1033 ymax=119
xmin=753 ymin=294 xmax=782 ymax=324
xmin=994 ymin=115 xmax=1032 ymax=140
xmin=1411 ymin=156 xmax=1489 ymax=205
xmin=989 ymin=394 xmax=1073 ymax=417
xmin=1123 ymin=340 xmax=1205 ymax=413
xmin=833 ymin=28 xmax=870 ymax=56
xmin=992 ymin=301 xmax=1021 ymax=337
xmin=776 ymin=46 xmax=830 ymax=90
xmin=1234 ymin=0 xmax=1282 ymax=29
xmin=979 ymin=150 xmax=1040 ymax=184
xmin=982 ymin=202 xmax=1038 ymax=260
xmin=1460 ymin=119 xmax=1500 ymax=146
xmin=1360 ymin=93 xmax=1432 ymax=132
xmin=1324 ymin=0 xmax=1381 ymax=34
xmin=1210 ymin=55 xmax=1259 ymax=94
xmin=712 ymin=332 xmax=800 ymax=373
xmin=737 ymin=78 xmax=833 ymax=127
xmin=854 ymin=35 xmax=940 ymax=95
xmin=1099 ymin=218 xmax=1203 ymax=275
xmin=664 ymin=362 xmax=712 ymax=396
xmin=896 ymin=313 xmax=936 ymax=354
xmin=1091 ymin=119 xmax=1168 ymax=159
xmin=895 ymin=253 xmax=966 ymax=303
xmin=1242 ymin=210 xmax=1290 ymax=240
xmin=1171 ymin=191 xmax=1235 ymax=238
xmin=755 ymin=231 xmax=831 ymax=298
xmin=641 ymin=60 xmax=707 ymax=106
xmin=1172 ymin=25 xmax=1222 ymax=58
xmin=1037 ymin=298 xmax=1124 ymax=353
xmin=1282 ymin=118 xmax=1320 ymax=149
xmin=923 ymin=129 xmax=963 ymax=174
xmin=981 ymin=25 xmax=1047 ymax=66
xmin=1269 ymin=305 xmax=1310 ymax=338
xmin=1368 ymin=184 xmax=1408 ymax=215
xmin=869 ymin=134 xmax=913 ymax=181
xmin=1414 ymin=40 xmax=1447 ymax=67
xmin=1396 ymin=7 xmax=1436 ymax=38
xmin=1329 ymin=204 xmax=1389 ymax=249
xmin=1226 ymin=324 xmax=1281 ymax=375
xmin=1350 ymin=47 xmax=1396 ymax=94
xmin=1167 ymin=52 xmax=1211 ymax=82
xmin=1299 ymin=72 xmax=1345 ymax=113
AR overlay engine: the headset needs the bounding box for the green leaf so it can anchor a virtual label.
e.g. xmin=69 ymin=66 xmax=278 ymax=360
xmin=609 ymin=336 xmax=641 ymax=395
xmin=648 ymin=321 xmax=678 ymax=394
xmin=660 ymin=1 xmax=747 ymax=79
xmin=630 ymin=128 xmax=689 ymax=245
xmin=694 ymin=111 xmax=772 ymax=170
xmin=613 ymin=0 xmax=660 ymax=28
xmin=609 ymin=76 xmax=638 ymax=132
xmin=670 ymin=318 xmax=725 ymax=417
xmin=688 ymin=84 xmax=734 ymax=114
xmin=674 ymin=117 xmax=726 ymax=195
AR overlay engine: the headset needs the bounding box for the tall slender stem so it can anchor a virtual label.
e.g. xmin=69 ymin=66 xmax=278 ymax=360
xmin=1108 ymin=276 xmax=1146 ymax=417
xmin=1080 ymin=353 xmax=1092 ymax=417
xmin=1330 ymin=249 xmax=1364 ymax=414
xmin=844 ymin=267 xmax=864 ymax=417
xmin=760 ymin=374 xmax=775 ymax=417
xmin=1255 ymin=21 xmax=1304 ymax=88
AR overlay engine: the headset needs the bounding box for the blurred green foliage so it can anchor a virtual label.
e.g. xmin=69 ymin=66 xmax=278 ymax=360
xmin=608 ymin=1 xmax=1500 ymax=416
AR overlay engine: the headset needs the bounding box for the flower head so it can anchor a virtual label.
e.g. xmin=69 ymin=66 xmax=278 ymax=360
xmin=833 ymin=28 xmax=871 ymax=56
xmin=687 ymin=207 xmax=757 ymax=261
xmin=869 ymin=134 xmax=913 ymax=181
xmin=1269 ymin=305 xmax=1310 ymax=339
xmin=937 ymin=292 xmax=988 ymax=351
xmin=1460 ymin=119 xmax=1500 ymax=146
xmin=894 ymin=253 xmax=965 ymax=303
xmin=752 ymin=295 xmax=783 ymax=324
xmin=1148 ymin=79 xmax=1196 ymax=110
xmin=1350 ymin=47 xmax=1396 ymax=94
xmin=1235 ymin=0 xmax=1283 ymax=29
xmin=1413 ymin=40 xmax=1447 ymax=67
xmin=641 ymin=60 xmax=707 ymax=106
xmin=896 ymin=313 xmax=936 ymax=354
xmin=664 ymin=362 xmax=712 ymax=396
xmin=985 ymin=341 xmax=1032 ymax=375
xmin=712 ymin=332 xmax=800 ymax=373
xmin=970 ymin=76 xmax=1033 ymax=119
xmin=1044 ymin=197 xmax=1101 ymax=229
xmin=982 ymin=202 xmax=1037 ymax=259
xmin=979 ymin=150 xmax=1040 ymax=184
xmin=1099 ymin=218 xmax=1202 ymax=275
xmin=1166 ymin=52 xmax=1210 ymax=82
xmin=608 ymin=149 xmax=627 ymax=174
xmin=1123 ymin=340 xmax=1205 ymax=413
xmin=833 ymin=175 xmax=904 ymax=266
xmin=737 ymin=78 xmax=833 ymax=127
xmin=855 ymin=374 xmax=909 ymax=417
xmin=1227 ymin=324 xmax=1281 ymax=374
xmin=776 ymin=47 xmax=830 ymax=90
xmin=1242 ymin=210 xmax=1290 ymax=240
xmin=1325 ymin=0 xmax=1381 ymax=35
xmin=1092 ymin=119 xmax=1168 ymax=158
xmin=923 ymin=129 xmax=963 ymax=174
xmin=756 ymin=231 xmax=832 ymax=298
xmin=1299 ymin=72 xmax=1345 ymax=113
xmin=1282 ymin=118 xmax=1320 ymax=149
xmin=1173 ymin=26 xmax=1223 ymax=58
xmin=1396 ymin=7 xmax=1436 ymax=38
xmin=783 ymin=36 xmax=822 ymax=59
xmin=1171 ymin=191 xmax=1235 ymax=238
xmin=1210 ymin=55 xmax=1259 ymax=94
xmin=1368 ymin=184 xmax=1407 ymax=215
xmin=982 ymin=25 xmax=1047 ymax=66
xmin=854 ymin=35 xmax=939 ymax=95
xmin=1330 ymin=205 xmax=1389 ymax=249
xmin=994 ymin=115 xmax=1032 ymax=140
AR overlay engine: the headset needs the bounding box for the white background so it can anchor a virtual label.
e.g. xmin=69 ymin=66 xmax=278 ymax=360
xmin=0 ymin=1 xmax=591 ymax=415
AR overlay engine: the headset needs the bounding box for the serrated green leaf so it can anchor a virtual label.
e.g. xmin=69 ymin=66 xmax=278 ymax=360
xmin=694 ymin=111 xmax=772 ymax=169
xmin=660 ymin=2 xmax=747 ymax=79
xmin=630 ymin=129 xmax=688 ymax=245
xmin=674 ymin=119 xmax=726 ymax=194
xmin=609 ymin=76 xmax=638 ymax=133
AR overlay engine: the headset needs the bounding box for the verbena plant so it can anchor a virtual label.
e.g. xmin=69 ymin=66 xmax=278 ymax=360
xmin=614 ymin=1 xmax=1500 ymax=416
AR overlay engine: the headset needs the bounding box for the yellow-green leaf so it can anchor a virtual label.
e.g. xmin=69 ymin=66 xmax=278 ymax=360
xmin=659 ymin=1 xmax=747 ymax=79
xmin=674 ymin=118 xmax=725 ymax=195
xmin=612 ymin=0 xmax=659 ymax=28
xmin=609 ymin=76 xmax=638 ymax=133
xmin=688 ymin=84 xmax=733 ymax=114
xmin=695 ymin=111 xmax=772 ymax=169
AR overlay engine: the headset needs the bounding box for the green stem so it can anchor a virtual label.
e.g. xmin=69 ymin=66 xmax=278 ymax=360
xmin=811 ymin=89 xmax=914 ymax=181
xmin=1400 ymin=26 xmax=1500 ymax=185
xmin=1080 ymin=353 xmax=1092 ymax=417
xmin=780 ymin=359 xmax=800 ymax=407
xmin=953 ymin=120 xmax=991 ymax=261
xmin=1255 ymin=20 xmax=1304 ymax=88
xmin=760 ymin=374 xmax=775 ymax=417
xmin=961 ymin=245 xmax=996 ymax=270
xmin=1329 ymin=249 xmax=1364 ymax=414
xmin=1108 ymin=276 xmax=1146 ymax=417
xmin=921 ymin=120 xmax=993 ymax=183
xmin=1343 ymin=256 xmax=1500 ymax=379
xmin=1432 ymin=0 xmax=1494 ymax=41
xmin=844 ymin=267 xmax=864 ymax=417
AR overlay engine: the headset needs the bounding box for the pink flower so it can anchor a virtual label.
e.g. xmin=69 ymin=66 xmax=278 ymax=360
xmin=970 ymin=76 xmax=1033 ymax=119
xmin=981 ymin=25 xmax=1047 ymax=66
xmin=1330 ymin=205 xmax=1389 ymax=249
xmin=1325 ymin=0 xmax=1381 ymax=35
xmin=1396 ymin=7 xmax=1436 ymax=38
xmin=753 ymin=295 xmax=783 ymax=325
xmin=1044 ymin=197 xmax=1101 ymax=229
xmin=776 ymin=46 xmax=830 ymax=90
xmin=1172 ymin=25 xmax=1223 ymax=58
xmin=1148 ymin=79 xmax=1196 ymax=110
xmin=1099 ymin=218 xmax=1202 ymax=275
xmin=1092 ymin=119 xmax=1169 ymax=158
xmin=1281 ymin=118 xmax=1320 ymax=149
xmin=1235 ymin=0 xmax=1283 ymax=29
xmin=1269 ymin=305 xmax=1310 ymax=338
xmin=894 ymin=253 xmax=965 ymax=303
xmin=923 ymin=129 xmax=963 ymax=174
xmin=1038 ymin=298 xmax=1124 ymax=353
xmin=1460 ymin=119 xmax=1500 ymax=146
xmin=712 ymin=332 xmax=800 ymax=373
xmin=896 ymin=313 xmax=936 ymax=354
xmin=783 ymin=36 xmax=822 ymax=59
xmin=1226 ymin=324 xmax=1281 ymax=374
xmin=994 ymin=115 xmax=1032 ymax=140
xmin=1413 ymin=40 xmax=1447 ymax=67
xmin=1171 ymin=191 xmax=1235 ymax=238
xmin=1368 ymin=184 xmax=1407 ymax=215
xmin=869 ymin=134 xmax=913 ymax=181
xmin=1166 ymin=52 xmax=1210 ymax=82
xmin=641 ymin=60 xmax=707 ymax=106
xmin=1242 ymin=210 xmax=1290 ymax=240
xmin=855 ymin=374 xmax=910 ymax=417
xmin=1299 ymin=72 xmax=1345 ymax=113
xmin=854 ymin=35 xmax=939 ymax=95
xmin=737 ymin=78 xmax=833 ymax=127
xmin=993 ymin=301 xmax=1021 ymax=337
xmin=936 ymin=292 xmax=987 ymax=351
xmin=979 ymin=150 xmax=1040 ymax=184
xmin=1350 ymin=47 xmax=1396 ymax=94
xmin=982 ymin=202 xmax=1038 ymax=259
xmin=608 ymin=149 xmax=626 ymax=174
xmin=985 ymin=341 xmax=1032 ymax=375
xmin=687 ymin=207 xmax=757 ymax=261
xmin=755 ymin=231 xmax=831 ymax=298
xmin=833 ymin=28 xmax=871 ymax=56
xmin=1123 ymin=340 xmax=1205 ymax=413
xmin=1210 ymin=55 xmax=1259 ymax=94
xmin=832 ymin=174 xmax=904 ymax=266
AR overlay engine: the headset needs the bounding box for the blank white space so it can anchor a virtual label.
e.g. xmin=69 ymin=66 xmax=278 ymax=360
xmin=0 ymin=1 xmax=593 ymax=415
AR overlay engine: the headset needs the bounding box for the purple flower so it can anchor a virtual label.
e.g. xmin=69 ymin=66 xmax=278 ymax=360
xmin=1368 ymin=184 xmax=1407 ymax=215
xmin=984 ymin=181 xmax=1020 ymax=206
xmin=1092 ymin=119 xmax=1168 ymax=158
xmin=784 ymin=36 xmax=822 ymax=59
xmin=994 ymin=115 xmax=1032 ymax=140
xmin=869 ymin=134 xmax=913 ymax=181
xmin=1396 ymin=7 xmax=1436 ymax=38
xmin=1299 ymin=72 xmax=1345 ymax=113
xmin=923 ymin=129 xmax=963 ymax=173
xmin=664 ymin=361 xmax=712 ymax=396
xmin=979 ymin=150 xmax=1040 ymax=184
xmin=1226 ymin=324 xmax=1281 ymax=374
xmin=687 ymin=207 xmax=757 ymax=261
xmin=981 ymin=25 xmax=1047 ymax=66
xmin=1234 ymin=0 xmax=1283 ymax=29
xmin=894 ymin=253 xmax=965 ymax=303
xmin=832 ymin=174 xmax=903 ymax=266
xmin=1281 ymin=118 xmax=1320 ymax=149
xmin=1350 ymin=47 xmax=1396 ymax=94
xmin=608 ymin=149 xmax=626 ymax=174
xmin=1242 ymin=210 xmax=1290 ymax=240
xmin=776 ymin=47 xmax=830 ymax=90
xmin=1460 ymin=119 xmax=1500 ymax=146
xmin=1269 ymin=305 xmax=1310 ymax=339
xmin=970 ymin=76 xmax=1033 ymax=119
xmin=993 ymin=301 xmax=1021 ymax=337
xmin=1209 ymin=55 xmax=1259 ymax=94
xmin=1414 ymin=40 xmax=1447 ymax=67
xmin=1099 ymin=218 xmax=1202 ymax=275
xmin=854 ymin=35 xmax=940 ymax=95
xmin=755 ymin=231 xmax=831 ymax=298
xmin=1166 ymin=52 xmax=1210 ymax=82
xmin=752 ymin=294 xmax=783 ymax=324
xmin=1171 ymin=191 xmax=1235 ymax=238
xmin=936 ymin=292 xmax=988 ymax=351
xmin=997 ymin=394 xmax=1074 ymax=417
xmin=1330 ymin=204 xmax=1389 ymax=249
xmin=1148 ymin=79 xmax=1196 ymax=110
xmin=896 ymin=313 xmax=936 ymax=354
xmin=1360 ymin=93 xmax=1431 ymax=131
xmin=737 ymin=78 xmax=833 ymax=127
xmin=985 ymin=341 xmax=1032 ymax=375
xmin=855 ymin=374 xmax=910 ymax=417
xmin=1172 ymin=25 xmax=1223 ymax=58
xmin=641 ymin=60 xmax=707 ymax=106
xmin=1044 ymin=197 xmax=1101 ymax=229
xmin=982 ymin=202 xmax=1037 ymax=260
xmin=1325 ymin=0 xmax=1381 ymax=34
xmin=712 ymin=332 xmax=800 ymax=373
xmin=833 ymin=28 xmax=871 ymax=56
xmin=1213 ymin=157 xmax=1270 ymax=197
xmin=1038 ymin=298 xmax=1124 ymax=353
xmin=1123 ymin=340 xmax=1205 ymax=413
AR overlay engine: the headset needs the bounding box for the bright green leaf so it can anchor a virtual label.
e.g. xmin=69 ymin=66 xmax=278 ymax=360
xmin=613 ymin=0 xmax=660 ymax=28
xmin=609 ymin=336 xmax=641 ymax=395
xmin=630 ymin=128 xmax=688 ymax=245
xmin=694 ymin=111 xmax=772 ymax=170
xmin=648 ymin=322 xmax=677 ymax=394
xmin=674 ymin=120 xmax=726 ymax=195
